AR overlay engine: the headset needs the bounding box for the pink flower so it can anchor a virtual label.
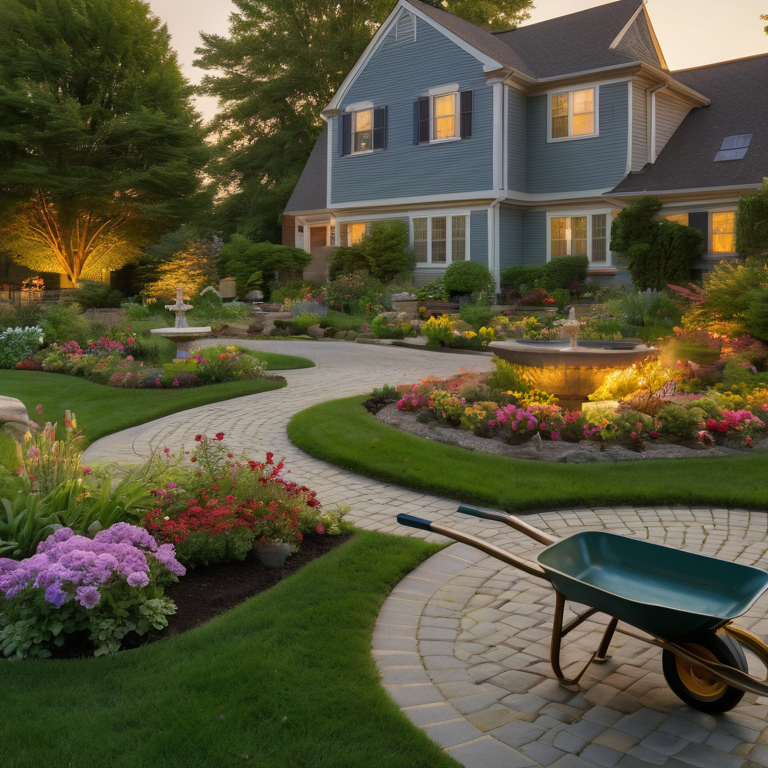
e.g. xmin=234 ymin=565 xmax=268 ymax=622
xmin=36 ymin=404 xmax=44 ymax=418
xmin=762 ymin=403 xmax=768 ymax=412
xmin=126 ymin=355 xmax=134 ymax=361
xmin=630 ymin=432 xmax=639 ymax=441
xmin=82 ymin=466 xmax=92 ymax=475
xmin=29 ymin=420 xmax=39 ymax=430
xmin=746 ymin=436 xmax=754 ymax=448
xmin=649 ymin=431 xmax=660 ymax=439
xmin=550 ymin=431 xmax=561 ymax=441
xmin=316 ymin=524 xmax=326 ymax=535
xmin=172 ymin=378 xmax=179 ymax=387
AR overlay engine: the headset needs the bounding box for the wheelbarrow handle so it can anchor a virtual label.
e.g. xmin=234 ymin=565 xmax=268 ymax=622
xmin=456 ymin=505 xmax=559 ymax=547
xmin=397 ymin=514 xmax=550 ymax=581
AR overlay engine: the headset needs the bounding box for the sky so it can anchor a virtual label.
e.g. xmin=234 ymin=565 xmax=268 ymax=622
xmin=147 ymin=0 xmax=768 ymax=123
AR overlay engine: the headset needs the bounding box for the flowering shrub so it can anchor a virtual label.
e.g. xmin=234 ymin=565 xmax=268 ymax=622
xmin=422 ymin=315 xmax=495 ymax=349
xmin=459 ymin=402 xmax=499 ymax=437
xmin=0 ymin=326 xmax=44 ymax=369
xmin=288 ymin=294 xmax=327 ymax=317
xmin=0 ymin=523 xmax=184 ymax=659
xmin=427 ymin=391 xmax=466 ymax=422
xmin=518 ymin=289 xmax=556 ymax=306
xmin=371 ymin=312 xmax=415 ymax=339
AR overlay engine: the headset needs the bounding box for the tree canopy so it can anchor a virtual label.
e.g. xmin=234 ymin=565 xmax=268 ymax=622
xmin=0 ymin=0 xmax=211 ymax=283
xmin=195 ymin=0 xmax=533 ymax=243
xmin=736 ymin=179 xmax=768 ymax=258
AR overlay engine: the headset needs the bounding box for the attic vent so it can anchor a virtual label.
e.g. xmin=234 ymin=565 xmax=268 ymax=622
xmin=715 ymin=134 xmax=752 ymax=162
xmin=396 ymin=13 xmax=415 ymax=42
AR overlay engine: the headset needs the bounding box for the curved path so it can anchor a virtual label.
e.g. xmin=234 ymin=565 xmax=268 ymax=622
xmin=84 ymin=340 xmax=768 ymax=767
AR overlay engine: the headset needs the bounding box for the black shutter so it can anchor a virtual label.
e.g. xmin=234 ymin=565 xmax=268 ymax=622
xmin=460 ymin=90 xmax=473 ymax=139
xmin=418 ymin=97 xmax=430 ymax=143
xmin=373 ymin=106 xmax=387 ymax=151
xmin=688 ymin=212 xmax=708 ymax=253
xmin=340 ymin=113 xmax=352 ymax=157
xmin=413 ymin=101 xmax=419 ymax=145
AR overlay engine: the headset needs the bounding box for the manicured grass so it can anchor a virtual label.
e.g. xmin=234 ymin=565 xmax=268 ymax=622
xmin=225 ymin=346 xmax=315 ymax=370
xmin=288 ymin=396 xmax=768 ymax=512
xmin=0 ymin=533 xmax=457 ymax=768
xmin=325 ymin=310 xmax=374 ymax=331
xmin=0 ymin=370 xmax=285 ymax=446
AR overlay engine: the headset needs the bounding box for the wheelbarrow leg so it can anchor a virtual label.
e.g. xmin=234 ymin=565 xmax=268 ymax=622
xmin=550 ymin=590 xmax=597 ymax=690
xmin=594 ymin=618 xmax=619 ymax=664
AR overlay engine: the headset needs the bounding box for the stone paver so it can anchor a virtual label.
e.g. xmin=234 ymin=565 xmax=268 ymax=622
xmin=82 ymin=340 xmax=768 ymax=766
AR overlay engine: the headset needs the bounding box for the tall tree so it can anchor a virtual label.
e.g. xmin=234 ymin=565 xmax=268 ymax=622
xmin=0 ymin=0 xmax=210 ymax=284
xmin=195 ymin=0 xmax=533 ymax=244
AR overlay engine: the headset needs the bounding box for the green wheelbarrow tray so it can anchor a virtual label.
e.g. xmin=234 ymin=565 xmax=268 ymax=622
xmin=536 ymin=531 xmax=768 ymax=640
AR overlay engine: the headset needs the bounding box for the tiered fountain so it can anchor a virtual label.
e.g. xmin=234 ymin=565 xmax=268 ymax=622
xmin=150 ymin=285 xmax=211 ymax=360
xmin=490 ymin=307 xmax=658 ymax=410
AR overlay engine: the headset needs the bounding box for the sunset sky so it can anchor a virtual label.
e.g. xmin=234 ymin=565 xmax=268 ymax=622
xmin=146 ymin=0 xmax=768 ymax=122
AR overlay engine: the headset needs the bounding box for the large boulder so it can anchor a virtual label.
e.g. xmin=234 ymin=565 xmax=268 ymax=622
xmin=0 ymin=395 xmax=31 ymax=442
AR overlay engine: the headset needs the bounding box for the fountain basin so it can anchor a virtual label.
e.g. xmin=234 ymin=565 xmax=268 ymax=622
xmin=490 ymin=339 xmax=658 ymax=410
xmin=151 ymin=326 xmax=211 ymax=360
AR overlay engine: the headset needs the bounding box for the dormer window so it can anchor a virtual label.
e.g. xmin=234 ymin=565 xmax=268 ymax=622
xmin=548 ymin=87 xmax=598 ymax=142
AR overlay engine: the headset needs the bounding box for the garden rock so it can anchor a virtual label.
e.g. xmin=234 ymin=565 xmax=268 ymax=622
xmin=0 ymin=395 xmax=31 ymax=441
xmin=334 ymin=331 xmax=347 ymax=340
xmin=15 ymin=359 xmax=41 ymax=371
xmin=345 ymin=331 xmax=358 ymax=341
xmin=307 ymin=325 xmax=325 ymax=339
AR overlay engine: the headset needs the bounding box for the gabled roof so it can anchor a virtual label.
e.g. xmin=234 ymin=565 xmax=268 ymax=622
xmin=284 ymin=130 xmax=327 ymax=214
xmin=493 ymin=0 xmax=663 ymax=80
xmin=611 ymin=54 xmax=768 ymax=195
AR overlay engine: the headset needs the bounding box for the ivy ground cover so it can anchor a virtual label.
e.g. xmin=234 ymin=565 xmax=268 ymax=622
xmin=288 ymin=396 xmax=768 ymax=512
xmin=0 ymin=533 xmax=459 ymax=768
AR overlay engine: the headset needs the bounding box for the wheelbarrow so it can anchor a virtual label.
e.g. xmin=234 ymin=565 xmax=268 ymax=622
xmin=397 ymin=505 xmax=768 ymax=713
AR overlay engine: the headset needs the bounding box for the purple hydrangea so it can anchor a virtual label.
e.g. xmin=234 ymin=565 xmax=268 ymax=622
xmin=0 ymin=523 xmax=184 ymax=608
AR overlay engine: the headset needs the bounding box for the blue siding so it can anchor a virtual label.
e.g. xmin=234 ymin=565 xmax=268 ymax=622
xmin=331 ymin=19 xmax=494 ymax=204
xmin=470 ymin=210 xmax=488 ymax=267
xmin=522 ymin=211 xmax=546 ymax=265
xmin=499 ymin=206 xmax=523 ymax=269
xmin=507 ymin=88 xmax=527 ymax=193
xmin=527 ymin=82 xmax=628 ymax=194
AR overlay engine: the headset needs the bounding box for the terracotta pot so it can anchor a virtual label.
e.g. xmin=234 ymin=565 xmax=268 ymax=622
xmin=255 ymin=541 xmax=291 ymax=568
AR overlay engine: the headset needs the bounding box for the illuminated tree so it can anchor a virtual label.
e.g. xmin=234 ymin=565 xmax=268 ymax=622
xmin=0 ymin=0 xmax=210 ymax=284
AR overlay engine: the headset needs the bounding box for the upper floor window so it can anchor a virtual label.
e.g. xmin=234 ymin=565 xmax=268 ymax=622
xmin=548 ymin=212 xmax=609 ymax=265
xmin=413 ymin=214 xmax=467 ymax=264
xmin=712 ymin=211 xmax=736 ymax=253
xmin=339 ymin=107 xmax=388 ymax=157
xmin=414 ymin=90 xmax=473 ymax=145
xmin=549 ymin=87 xmax=597 ymax=142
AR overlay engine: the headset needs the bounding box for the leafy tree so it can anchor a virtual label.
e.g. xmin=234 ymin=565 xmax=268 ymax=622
xmin=0 ymin=0 xmax=210 ymax=284
xmin=736 ymin=179 xmax=768 ymax=257
xmin=611 ymin=196 xmax=703 ymax=291
xmin=144 ymin=238 xmax=221 ymax=301
xmin=329 ymin=220 xmax=413 ymax=282
xmin=195 ymin=0 xmax=532 ymax=243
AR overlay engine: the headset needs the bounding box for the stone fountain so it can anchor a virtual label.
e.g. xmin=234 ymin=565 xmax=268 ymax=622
xmin=490 ymin=307 xmax=658 ymax=410
xmin=150 ymin=285 xmax=211 ymax=360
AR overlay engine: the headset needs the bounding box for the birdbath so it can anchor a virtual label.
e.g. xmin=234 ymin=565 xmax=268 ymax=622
xmin=150 ymin=285 xmax=211 ymax=360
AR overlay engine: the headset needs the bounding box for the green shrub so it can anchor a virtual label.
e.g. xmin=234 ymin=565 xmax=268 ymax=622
xmin=130 ymin=335 xmax=176 ymax=365
xmin=325 ymin=272 xmax=387 ymax=315
xmin=218 ymin=235 xmax=312 ymax=298
xmin=41 ymin=304 xmax=93 ymax=346
xmin=0 ymin=326 xmax=43 ymax=368
xmin=736 ymin=179 xmax=768 ymax=257
xmin=460 ymin=301 xmax=495 ymax=330
xmin=745 ymin=288 xmax=768 ymax=343
xmin=551 ymin=289 xmax=571 ymax=313
xmin=442 ymin=262 xmax=494 ymax=297
xmin=414 ymin=279 xmax=449 ymax=302
xmin=370 ymin=313 xmax=414 ymax=339
xmin=657 ymin=404 xmax=707 ymax=438
xmin=543 ymin=256 xmax=589 ymax=291
xmin=72 ymin=281 xmax=123 ymax=309
xmin=292 ymin=313 xmax=320 ymax=335
xmin=330 ymin=220 xmax=413 ymax=282
xmin=487 ymin=357 xmax=529 ymax=393
xmin=270 ymin=281 xmax=323 ymax=307
xmin=501 ymin=265 xmax=545 ymax=293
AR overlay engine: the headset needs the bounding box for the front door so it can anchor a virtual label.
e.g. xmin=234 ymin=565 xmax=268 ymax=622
xmin=310 ymin=226 xmax=327 ymax=248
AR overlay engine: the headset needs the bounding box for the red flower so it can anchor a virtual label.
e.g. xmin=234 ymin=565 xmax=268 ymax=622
xmin=190 ymin=456 xmax=197 ymax=462
xmin=215 ymin=432 xmax=225 ymax=441
xmin=195 ymin=434 xmax=202 ymax=442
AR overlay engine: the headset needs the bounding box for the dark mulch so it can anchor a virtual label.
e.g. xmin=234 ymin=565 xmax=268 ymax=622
xmin=362 ymin=395 xmax=397 ymax=415
xmin=161 ymin=532 xmax=354 ymax=637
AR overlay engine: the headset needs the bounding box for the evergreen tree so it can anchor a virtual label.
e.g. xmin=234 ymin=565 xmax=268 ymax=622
xmin=0 ymin=0 xmax=210 ymax=284
xmin=195 ymin=0 xmax=532 ymax=243
xmin=736 ymin=179 xmax=768 ymax=258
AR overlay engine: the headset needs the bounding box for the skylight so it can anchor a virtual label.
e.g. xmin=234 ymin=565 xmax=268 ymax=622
xmin=714 ymin=134 xmax=752 ymax=162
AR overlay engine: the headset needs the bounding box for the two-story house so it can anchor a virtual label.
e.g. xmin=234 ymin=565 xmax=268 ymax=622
xmin=282 ymin=0 xmax=768 ymax=287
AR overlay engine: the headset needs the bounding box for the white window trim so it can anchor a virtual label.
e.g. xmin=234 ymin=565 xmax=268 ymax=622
xmin=410 ymin=210 xmax=471 ymax=266
xmin=546 ymin=86 xmax=599 ymax=143
xmin=546 ymin=209 xmax=613 ymax=268
xmin=430 ymin=91 xmax=460 ymax=144
xmin=709 ymin=208 xmax=738 ymax=255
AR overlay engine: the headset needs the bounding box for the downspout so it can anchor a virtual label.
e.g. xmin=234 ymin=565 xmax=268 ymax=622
xmin=489 ymin=193 xmax=505 ymax=296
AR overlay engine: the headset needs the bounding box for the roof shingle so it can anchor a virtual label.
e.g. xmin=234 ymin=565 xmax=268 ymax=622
xmin=284 ymin=130 xmax=327 ymax=214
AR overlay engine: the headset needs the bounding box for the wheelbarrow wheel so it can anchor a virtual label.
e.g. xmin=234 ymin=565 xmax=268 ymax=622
xmin=662 ymin=630 xmax=748 ymax=714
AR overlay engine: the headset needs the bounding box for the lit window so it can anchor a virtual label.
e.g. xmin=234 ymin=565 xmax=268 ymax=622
xmin=550 ymin=88 xmax=596 ymax=140
xmin=592 ymin=214 xmax=607 ymax=263
xmin=413 ymin=214 xmax=467 ymax=264
xmin=712 ymin=212 xmax=736 ymax=253
xmin=352 ymin=109 xmax=373 ymax=155
xmin=433 ymin=93 xmax=458 ymax=141
xmin=551 ymin=216 xmax=587 ymax=257
xmin=348 ymin=222 xmax=367 ymax=245
xmin=664 ymin=214 xmax=689 ymax=226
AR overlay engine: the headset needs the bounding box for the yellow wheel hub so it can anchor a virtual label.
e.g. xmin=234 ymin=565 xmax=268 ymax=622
xmin=676 ymin=644 xmax=727 ymax=700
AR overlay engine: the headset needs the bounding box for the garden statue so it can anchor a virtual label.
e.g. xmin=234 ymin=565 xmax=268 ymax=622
xmin=563 ymin=306 xmax=580 ymax=349
xmin=167 ymin=285 xmax=194 ymax=329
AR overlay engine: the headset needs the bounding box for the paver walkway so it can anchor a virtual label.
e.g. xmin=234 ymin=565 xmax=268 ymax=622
xmin=84 ymin=340 xmax=768 ymax=767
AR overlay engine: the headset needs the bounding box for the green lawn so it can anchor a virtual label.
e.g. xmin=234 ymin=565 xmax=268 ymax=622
xmin=0 ymin=370 xmax=286 ymax=446
xmin=288 ymin=396 xmax=768 ymax=512
xmin=232 ymin=347 xmax=315 ymax=370
xmin=0 ymin=533 xmax=458 ymax=768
